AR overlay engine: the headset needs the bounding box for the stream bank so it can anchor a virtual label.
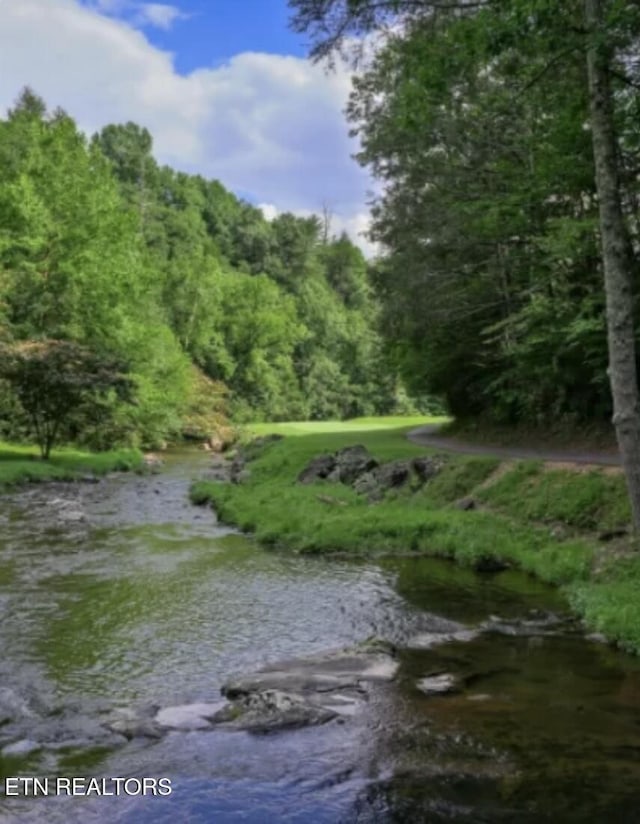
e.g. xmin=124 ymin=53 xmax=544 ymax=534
xmin=191 ymin=427 xmax=640 ymax=655
xmin=2 ymin=449 xmax=640 ymax=821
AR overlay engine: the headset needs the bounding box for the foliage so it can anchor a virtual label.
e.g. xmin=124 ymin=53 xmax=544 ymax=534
xmin=0 ymin=340 xmax=132 ymax=458
xmin=0 ymin=89 xmax=407 ymax=450
xmin=290 ymin=0 xmax=640 ymax=429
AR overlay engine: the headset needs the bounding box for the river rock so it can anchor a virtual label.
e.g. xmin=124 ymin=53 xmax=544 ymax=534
xmin=408 ymin=629 xmax=480 ymax=649
xmin=104 ymin=707 xmax=164 ymax=740
xmin=417 ymin=673 xmax=460 ymax=695
xmin=212 ymin=689 xmax=337 ymax=734
xmin=481 ymin=610 xmax=570 ymax=637
xmin=143 ymin=453 xmax=163 ymax=469
xmin=218 ymin=641 xmax=398 ymax=733
xmin=155 ymin=702 xmax=225 ymax=731
xmin=2 ymin=739 xmax=41 ymax=757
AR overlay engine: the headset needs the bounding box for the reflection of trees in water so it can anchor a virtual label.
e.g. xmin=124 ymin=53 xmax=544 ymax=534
xmin=347 ymin=762 xmax=640 ymax=824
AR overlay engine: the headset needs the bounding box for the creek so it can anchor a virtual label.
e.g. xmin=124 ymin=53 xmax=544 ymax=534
xmin=1 ymin=450 xmax=640 ymax=822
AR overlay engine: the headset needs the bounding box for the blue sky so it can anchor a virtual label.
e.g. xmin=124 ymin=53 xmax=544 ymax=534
xmin=142 ymin=0 xmax=309 ymax=73
xmin=0 ymin=0 xmax=374 ymax=252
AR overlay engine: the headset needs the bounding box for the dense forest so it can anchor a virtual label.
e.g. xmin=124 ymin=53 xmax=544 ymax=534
xmin=290 ymin=0 xmax=640 ymax=427
xmin=0 ymin=89 xmax=415 ymax=450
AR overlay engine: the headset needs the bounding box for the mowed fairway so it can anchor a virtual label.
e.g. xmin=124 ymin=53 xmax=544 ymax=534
xmin=247 ymin=415 xmax=448 ymax=437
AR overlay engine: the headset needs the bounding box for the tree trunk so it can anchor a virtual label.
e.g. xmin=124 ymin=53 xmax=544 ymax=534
xmin=585 ymin=0 xmax=640 ymax=530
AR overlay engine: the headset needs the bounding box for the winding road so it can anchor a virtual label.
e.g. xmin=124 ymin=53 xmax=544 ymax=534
xmin=408 ymin=424 xmax=621 ymax=467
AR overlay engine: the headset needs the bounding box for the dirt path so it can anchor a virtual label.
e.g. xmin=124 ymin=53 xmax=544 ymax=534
xmin=408 ymin=424 xmax=621 ymax=467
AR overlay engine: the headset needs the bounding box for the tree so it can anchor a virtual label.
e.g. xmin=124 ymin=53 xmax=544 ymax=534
xmin=289 ymin=0 xmax=640 ymax=528
xmin=0 ymin=340 xmax=133 ymax=458
xmin=584 ymin=0 xmax=640 ymax=527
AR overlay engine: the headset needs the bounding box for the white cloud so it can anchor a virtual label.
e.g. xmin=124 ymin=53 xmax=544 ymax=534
xmin=0 ymin=0 xmax=374 ymax=253
xmin=82 ymin=0 xmax=188 ymax=30
xmin=133 ymin=3 xmax=188 ymax=30
xmin=259 ymin=203 xmax=379 ymax=259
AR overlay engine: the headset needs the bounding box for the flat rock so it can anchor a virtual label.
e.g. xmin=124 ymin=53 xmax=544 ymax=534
xmin=223 ymin=647 xmax=398 ymax=699
xmin=211 ymin=689 xmax=337 ymax=734
xmin=104 ymin=708 xmax=164 ymax=740
xmin=218 ymin=641 xmax=397 ymax=733
xmin=155 ymin=702 xmax=225 ymax=731
xmin=408 ymin=629 xmax=479 ymax=649
xmin=417 ymin=673 xmax=460 ymax=695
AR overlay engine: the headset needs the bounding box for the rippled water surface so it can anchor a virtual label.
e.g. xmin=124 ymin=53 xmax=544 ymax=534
xmin=2 ymin=450 xmax=640 ymax=822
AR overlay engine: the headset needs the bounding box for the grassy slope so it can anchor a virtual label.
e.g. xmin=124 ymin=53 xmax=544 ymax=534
xmin=190 ymin=418 xmax=640 ymax=652
xmin=0 ymin=441 xmax=143 ymax=486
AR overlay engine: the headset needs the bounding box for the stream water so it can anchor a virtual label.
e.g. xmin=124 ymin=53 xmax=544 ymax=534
xmin=2 ymin=450 xmax=640 ymax=822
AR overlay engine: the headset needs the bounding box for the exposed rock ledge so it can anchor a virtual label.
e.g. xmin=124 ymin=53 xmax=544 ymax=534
xmin=118 ymin=640 xmax=397 ymax=738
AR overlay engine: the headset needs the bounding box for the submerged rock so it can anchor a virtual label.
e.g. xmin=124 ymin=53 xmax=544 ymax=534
xmin=104 ymin=707 xmax=164 ymax=740
xmin=1 ymin=739 xmax=41 ymax=757
xmin=417 ymin=673 xmax=460 ymax=695
xmin=0 ymin=687 xmax=37 ymax=725
xmin=408 ymin=629 xmax=480 ymax=650
xmin=481 ymin=611 xmax=572 ymax=637
xmin=218 ymin=641 xmax=398 ymax=733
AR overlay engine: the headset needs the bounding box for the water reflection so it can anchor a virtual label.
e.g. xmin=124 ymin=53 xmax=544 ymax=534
xmin=2 ymin=451 xmax=640 ymax=822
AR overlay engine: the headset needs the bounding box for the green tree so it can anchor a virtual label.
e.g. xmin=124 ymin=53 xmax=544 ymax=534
xmin=0 ymin=340 xmax=132 ymax=458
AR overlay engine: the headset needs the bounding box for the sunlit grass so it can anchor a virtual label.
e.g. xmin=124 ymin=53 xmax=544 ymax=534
xmin=190 ymin=420 xmax=640 ymax=653
xmin=0 ymin=441 xmax=143 ymax=486
xmin=245 ymin=415 xmax=448 ymax=437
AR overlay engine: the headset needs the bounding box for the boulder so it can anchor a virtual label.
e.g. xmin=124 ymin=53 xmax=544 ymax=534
xmin=211 ymin=689 xmax=336 ymax=734
xmin=297 ymin=454 xmax=336 ymax=484
xmin=353 ymin=459 xmax=412 ymax=500
xmin=411 ymin=456 xmax=446 ymax=482
xmin=217 ymin=641 xmax=398 ymax=734
xmin=331 ymin=445 xmax=378 ymax=484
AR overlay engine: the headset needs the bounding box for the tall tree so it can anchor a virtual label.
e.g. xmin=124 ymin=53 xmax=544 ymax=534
xmin=290 ymin=0 xmax=640 ymax=528
xmin=584 ymin=0 xmax=640 ymax=527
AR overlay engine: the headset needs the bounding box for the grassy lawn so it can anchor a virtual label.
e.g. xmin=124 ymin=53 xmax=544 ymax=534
xmin=246 ymin=414 xmax=448 ymax=438
xmin=0 ymin=441 xmax=143 ymax=487
xmin=190 ymin=420 xmax=640 ymax=654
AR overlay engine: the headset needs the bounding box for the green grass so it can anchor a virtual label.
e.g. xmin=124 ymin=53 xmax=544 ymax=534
xmin=0 ymin=441 xmax=144 ymax=486
xmin=477 ymin=461 xmax=630 ymax=531
xmin=189 ymin=420 xmax=640 ymax=653
xmin=245 ymin=415 xmax=448 ymax=438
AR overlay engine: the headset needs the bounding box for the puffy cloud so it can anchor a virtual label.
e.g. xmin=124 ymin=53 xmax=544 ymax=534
xmin=258 ymin=203 xmax=379 ymax=259
xmin=82 ymin=1 xmax=189 ymax=30
xmin=133 ymin=3 xmax=187 ymax=30
xmin=0 ymin=0 xmax=374 ymax=253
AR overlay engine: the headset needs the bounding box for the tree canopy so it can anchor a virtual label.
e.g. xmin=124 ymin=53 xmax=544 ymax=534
xmin=0 ymin=88 xmax=412 ymax=452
